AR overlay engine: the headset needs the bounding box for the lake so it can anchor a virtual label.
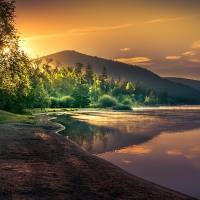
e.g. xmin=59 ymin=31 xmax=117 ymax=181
xmin=54 ymin=107 xmax=200 ymax=199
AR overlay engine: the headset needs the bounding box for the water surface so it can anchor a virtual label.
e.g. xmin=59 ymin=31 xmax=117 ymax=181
xmin=55 ymin=107 xmax=200 ymax=199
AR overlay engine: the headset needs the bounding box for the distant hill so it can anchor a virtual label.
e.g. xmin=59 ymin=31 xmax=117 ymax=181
xmin=42 ymin=50 xmax=200 ymax=104
xmin=166 ymin=77 xmax=200 ymax=91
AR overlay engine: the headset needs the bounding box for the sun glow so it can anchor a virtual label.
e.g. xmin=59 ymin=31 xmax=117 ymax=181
xmin=3 ymin=47 xmax=10 ymax=54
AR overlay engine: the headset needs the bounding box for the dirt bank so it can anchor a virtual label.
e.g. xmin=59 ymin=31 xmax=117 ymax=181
xmin=0 ymin=116 xmax=196 ymax=199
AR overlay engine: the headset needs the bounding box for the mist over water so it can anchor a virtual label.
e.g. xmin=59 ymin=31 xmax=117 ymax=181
xmin=55 ymin=107 xmax=200 ymax=199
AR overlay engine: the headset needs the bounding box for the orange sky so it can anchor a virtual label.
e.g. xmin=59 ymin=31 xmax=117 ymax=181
xmin=15 ymin=0 xmax=200 ymax=80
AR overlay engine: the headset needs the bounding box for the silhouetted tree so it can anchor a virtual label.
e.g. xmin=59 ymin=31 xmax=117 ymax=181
xmin=99 ymin=66 xmax=109 ymax=93
xmin=84 ymin=62 xmax=94 ymax=85
xmin=158 ymin=88 xmax=168 ymax=104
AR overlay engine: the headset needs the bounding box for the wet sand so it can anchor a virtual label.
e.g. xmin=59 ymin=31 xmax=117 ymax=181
xmin=0 ymin=116 xmax=197 ymax=199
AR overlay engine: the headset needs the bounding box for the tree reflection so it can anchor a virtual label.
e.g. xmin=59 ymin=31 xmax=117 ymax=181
xmin=54 ymin=110 xmax=200 ymax=154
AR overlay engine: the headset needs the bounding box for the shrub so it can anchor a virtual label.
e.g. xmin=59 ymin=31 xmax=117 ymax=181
xmin=89 ymin=103 xmax=99 ymax=108
xmin=50 ymin=97 xmax=60 ymax=108
xmin=122 ymin=98 xmax=133 ymax=105
xmin=60 ymin=96 xmax=75 ymax=108
xmin=98 ymin=95 xmax=118 ymax=108
xmin=116 ymin=94 xmax=127 ymax=102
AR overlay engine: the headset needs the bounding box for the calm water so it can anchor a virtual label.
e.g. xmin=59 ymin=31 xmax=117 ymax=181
xmin=55 ymin=107 xmax=200 ymax=199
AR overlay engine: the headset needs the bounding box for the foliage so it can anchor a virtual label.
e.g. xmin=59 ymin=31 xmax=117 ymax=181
xmin=60 ymin=96 xmax=75 ymax=108
xmin=122 ymin=98 xmax=133 ymax=105
xmin=158 ymin=88 xmax=168 ymax=104
xmin=50 ymin=97 xmax=59 ymax=108
xmin=98 ymin=95 xmax=118 ymax=108
xmin=71 ymin=83 xmax=90 ymax=108
xmin=0 ymin=0 xmax=32 ymax=112
xmin=144 ymin=90 xmax=159 ymax=105
xmin=99 ymin=66 xmax=109 ymax=93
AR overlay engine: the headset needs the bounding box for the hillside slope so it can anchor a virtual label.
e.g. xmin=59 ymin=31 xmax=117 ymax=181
xmin=43 ymin=50 xmax=200 ymax=104
xmin=166 ymin=77 xmax=200 ymax=91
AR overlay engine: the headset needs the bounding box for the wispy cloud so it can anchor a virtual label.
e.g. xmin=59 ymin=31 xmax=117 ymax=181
xmin=167 ymin=150 xmax=182 ymax=155
xmin=120 ymin=48 xmax=131 ymax=51
xmin=22 ymin=15 xmax=191 ymax=42
xmin=22 ymin=24 xmax=132 ymax=42
xmin=188 ymin=58 xmax=200 ymax=63
xmin=182 ymin=51 xmax=196 ymax=56
xmin=142 ymin=16 xmax=192 ymax=24
xmin=115 ymin=57 xmax=152 ymax=65
xmin=165 ymin=56 xmax=181 ymax=60
xmin=191 ymin=40 xmax=200 ymax=48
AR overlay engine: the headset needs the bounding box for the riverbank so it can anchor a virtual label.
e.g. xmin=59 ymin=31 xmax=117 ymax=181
xmin=0 ymin=116 xmax=196 ymax=199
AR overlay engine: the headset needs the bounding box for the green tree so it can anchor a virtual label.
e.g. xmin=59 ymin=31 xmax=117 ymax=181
xmin=99 ymin=66 xmax=109 ymax=93
xmin=134 ymin=82 xmax=146 ymax=102
xmin=74 ymin=62 xmax=83 ymax=76
xmin=84 ymin=62 xmax=94 ymax=85
xmin=71 ymin=83 xmax=90 ymax=108
xmin=144 ymin=90 xmax=158 ymax=105
xmin=126 ymin=82 xmax=135 ymax=96
xmin=26 ymin=78 xmax=50 ymax=109
xmin=90 ymin=74 xmax=101 ymax=103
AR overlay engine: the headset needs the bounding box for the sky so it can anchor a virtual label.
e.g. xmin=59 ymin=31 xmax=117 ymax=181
xmin=14 ymin=0 xmax=200 ymax=80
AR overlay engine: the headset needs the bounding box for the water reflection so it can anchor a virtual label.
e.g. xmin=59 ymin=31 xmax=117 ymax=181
xmin=56 ymin=109 xmax=200 ymax=154
xmin=98 ymin=129 xmax=200 ymax=198
xmin=54 ymin=108 xmax=200 ymax=198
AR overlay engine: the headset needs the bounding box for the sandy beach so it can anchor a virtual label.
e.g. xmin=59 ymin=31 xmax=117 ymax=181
xmin=0 ymin=116 xmax=197 ymax=199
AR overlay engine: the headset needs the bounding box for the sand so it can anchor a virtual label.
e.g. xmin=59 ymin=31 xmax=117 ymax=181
xmin=0 ymin=116 xmax=197 ymax=199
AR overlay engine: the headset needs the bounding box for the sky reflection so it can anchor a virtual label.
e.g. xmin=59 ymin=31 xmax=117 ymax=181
xmin=55 ymin=108 xmax=200 ymax=198
xmin=99 ymin=128 xmax=200 ymax=199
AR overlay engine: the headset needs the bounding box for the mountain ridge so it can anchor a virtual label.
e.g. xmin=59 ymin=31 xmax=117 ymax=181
xmin=166 ymin=77 xmax=200 ymax=92
xmin=42 ymin=50 xmax=200 ymax=104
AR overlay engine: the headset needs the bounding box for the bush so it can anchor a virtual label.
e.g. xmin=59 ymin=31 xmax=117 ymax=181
xmin=50 ymin=97 xmax=60 ymax=108
xmin=122 ymin=98 xmax=133 ymax=105
xmin=89 ymin=103 xmax=99 ymax=108
xmin=116 ymin=94 xmax=126 ymax=102
xmin=60 ymin=96 xmax=75 ymax=108
xmin=98 ymin=95 xmax=118 ymax=108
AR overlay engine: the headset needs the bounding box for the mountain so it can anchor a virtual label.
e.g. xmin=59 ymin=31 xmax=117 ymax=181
xmin=43 ymin=50 xmax=200 ymax=104
xmin=166 ymin=77 xmax=200 ymax=92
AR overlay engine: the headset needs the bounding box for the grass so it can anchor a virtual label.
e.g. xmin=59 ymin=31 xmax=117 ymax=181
xmin=0 ymin=110 xmax=35 ymax=124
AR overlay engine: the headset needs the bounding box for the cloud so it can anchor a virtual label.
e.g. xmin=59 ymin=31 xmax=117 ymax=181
xmin=116 ymin=145 xmax=152 ymax=155
xmin=22 ymin=16 xmax=191 ymax=42
xmin=142 ymin=16 xmax=192 ymax=24
xmin=115 ymin=57 xmax=152 ymax=65
xmin=22 ymin=23 xmax=132 ymax=42
xmin=120 ymin=48 xmax=131 ymax=51
xmin=121 ymin=159 xmax=131 ymax=164
xmin=184 ymin=154 xmax=196 ymax=160
xmin=182 ymin=51 xmax=196 ymax=56
xmin=165 ymin=56 xmax=181 ymax=60
xmin=188 ymin=58 xmax=200 ymax=63
xmin=167 ymin=150 xmax=182 ymax=155
xmin=191 ymin=40 xmax=200 ymax=48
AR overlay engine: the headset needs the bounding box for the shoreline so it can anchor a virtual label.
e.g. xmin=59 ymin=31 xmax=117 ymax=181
xmin=0 ymin=116 xmax=197 ymax=199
